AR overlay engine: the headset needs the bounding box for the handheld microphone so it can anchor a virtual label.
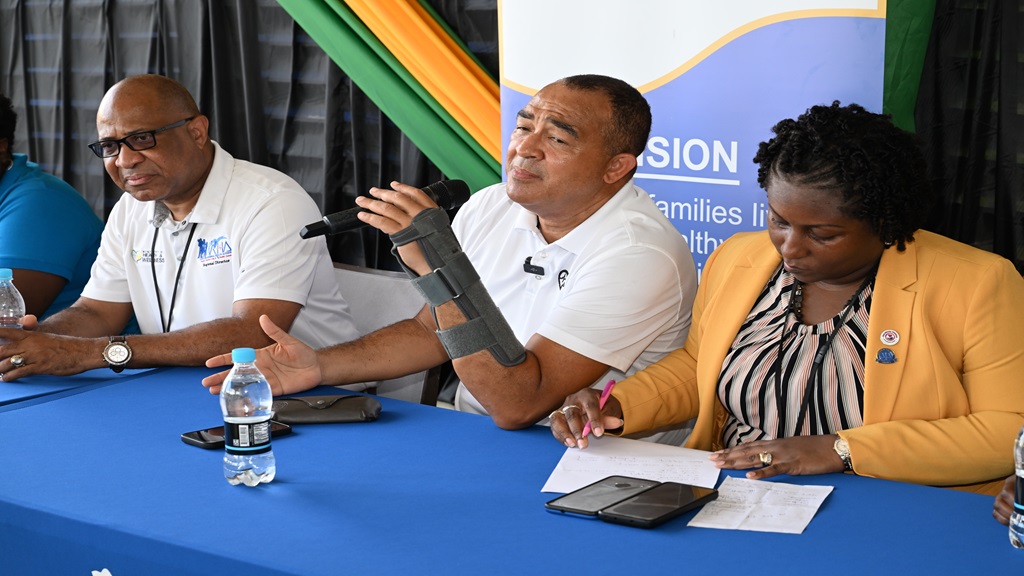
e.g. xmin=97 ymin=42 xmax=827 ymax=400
xmin=300 ymin=179 xmax=471 ymax=239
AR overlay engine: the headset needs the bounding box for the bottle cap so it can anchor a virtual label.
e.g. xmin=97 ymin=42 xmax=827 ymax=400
xmin=231 ymin=348 xmax=256 ymax=363
xmin=0 ymin=269 xmax=12 ymax=281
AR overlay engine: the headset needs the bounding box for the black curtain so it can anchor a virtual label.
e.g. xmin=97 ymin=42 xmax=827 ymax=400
xmin=0 ymin=0 xmax=498 ymax=269
xmin=916 ymin=0 xmax=1024 ymax=272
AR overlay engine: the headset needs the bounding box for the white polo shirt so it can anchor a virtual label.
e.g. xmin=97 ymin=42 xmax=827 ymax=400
xmin=83 ymin=142 xmax=359 ymax=348
xmin=451 ymin=180 xmax=697 ymax=421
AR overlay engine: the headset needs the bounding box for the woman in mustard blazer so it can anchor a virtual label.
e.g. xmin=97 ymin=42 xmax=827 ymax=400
xmin=550 ymin=102 xmax=1024 ymax=495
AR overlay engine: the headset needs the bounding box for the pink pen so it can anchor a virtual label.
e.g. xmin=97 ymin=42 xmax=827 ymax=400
xmin=581 ymin=379 xmax=616 ymax=438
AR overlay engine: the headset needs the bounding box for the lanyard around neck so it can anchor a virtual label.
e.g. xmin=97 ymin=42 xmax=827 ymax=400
xmin=776 ymin=271 xmax=875 ymax=436
xmin=150 ymin=222 xmax=198 ymax=333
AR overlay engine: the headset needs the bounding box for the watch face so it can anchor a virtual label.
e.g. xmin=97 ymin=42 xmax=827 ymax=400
xmin=836 ymin=439 xmax=851 ymax=456
xmin=106 ymin=343 xmax=130 ymax=364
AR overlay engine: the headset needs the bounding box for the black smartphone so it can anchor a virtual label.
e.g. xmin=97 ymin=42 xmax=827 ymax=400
xmin=597 ymin=482 xmax=718 ymax=528
xmin=180 ymin=420 xmax=293 ymax=449
xmin=545 ymin=476 xmax=662 ymax=518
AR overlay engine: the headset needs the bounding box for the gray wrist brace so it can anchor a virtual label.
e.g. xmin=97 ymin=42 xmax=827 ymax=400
xmin=389 ymin=208 xmax=526 ymax=367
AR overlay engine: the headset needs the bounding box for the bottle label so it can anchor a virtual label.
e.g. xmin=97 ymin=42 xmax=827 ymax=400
xmin=1016 ymin=476 xmax=1024 ymax=512
xmin=223 ymin=419 xmax=272 ymax=455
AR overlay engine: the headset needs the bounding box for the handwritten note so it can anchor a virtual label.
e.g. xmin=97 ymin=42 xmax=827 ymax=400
xmin=687 ymin=476 xmax=833 ymax=534
xmin=541 ymin=435 xmax=720 ymax=493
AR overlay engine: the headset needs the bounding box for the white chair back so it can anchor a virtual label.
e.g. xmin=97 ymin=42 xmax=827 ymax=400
xmin=333 ymin=263 xmax=438 ymax=405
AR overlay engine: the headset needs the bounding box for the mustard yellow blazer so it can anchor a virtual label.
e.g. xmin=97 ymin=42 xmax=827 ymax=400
xmin=615 ymin=230 xmax=1024 ymax=494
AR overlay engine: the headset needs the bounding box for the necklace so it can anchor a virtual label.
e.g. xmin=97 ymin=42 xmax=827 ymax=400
xmin=776 ymin=270 xmax=876 ymax=436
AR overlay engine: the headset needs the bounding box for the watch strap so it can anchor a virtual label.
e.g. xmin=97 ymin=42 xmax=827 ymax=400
xmin=834 ymin=436 xmax=853 ymax=471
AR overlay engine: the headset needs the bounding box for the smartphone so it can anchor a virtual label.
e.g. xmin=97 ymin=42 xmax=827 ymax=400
xmin=597 ymin=482 xmax=718 ymax=528
xmin=545 ymin=476 xmax=661 ymax=518
xmin=180 ymin=420 xmax=293 ymax=449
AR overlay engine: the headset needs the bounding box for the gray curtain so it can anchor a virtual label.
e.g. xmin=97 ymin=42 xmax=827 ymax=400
xmin=0 ymin=0 xmax=498 ymax=268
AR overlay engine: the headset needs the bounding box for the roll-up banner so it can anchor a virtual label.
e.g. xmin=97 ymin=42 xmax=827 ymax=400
xmin=499 ymin=1 xmax=885 ymax=277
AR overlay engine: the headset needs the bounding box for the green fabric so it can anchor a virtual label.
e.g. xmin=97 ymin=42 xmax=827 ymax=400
xmin=282 ymin=0 xmax=932 ymax=184
xmin=883 ymin=0 xmax=936 ymax=131
xmin=277 ymin=0 xmax=501 ymax=192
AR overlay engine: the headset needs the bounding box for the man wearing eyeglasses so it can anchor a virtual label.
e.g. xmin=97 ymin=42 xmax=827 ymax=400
xmin=0 ymin=74 xmax=359 ymax=380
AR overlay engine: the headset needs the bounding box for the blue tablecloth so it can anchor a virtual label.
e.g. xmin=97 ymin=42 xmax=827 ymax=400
xmin=0 ymin=366 xmax=1020 ymax=575
xmin=0 ymin=367 xmax=151 ymax=409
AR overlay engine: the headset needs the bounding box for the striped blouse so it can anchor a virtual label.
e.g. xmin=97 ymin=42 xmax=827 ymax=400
xmin=717 ymin=265 xmax=873 ymax=447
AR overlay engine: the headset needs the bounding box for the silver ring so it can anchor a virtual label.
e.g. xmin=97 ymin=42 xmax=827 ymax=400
xmin=759 ymin=451 xmax=773 ymax=467
xmin=559 ymin=404 xmax=580 ymax=415
xmin=10 ymin=354 xmax=25 ymax=367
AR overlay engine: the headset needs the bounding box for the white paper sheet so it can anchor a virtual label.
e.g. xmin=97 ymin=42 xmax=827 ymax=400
xmin=541 ymin=435 xmax=720 ymax=493
xmin=687 ymin=476 xmax=833 ymax=534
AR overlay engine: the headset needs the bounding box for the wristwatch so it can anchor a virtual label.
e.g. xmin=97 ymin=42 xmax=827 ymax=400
xmin=834 ymin=435 xmax=853 ymax=471
xmin=102 ymin=335 xmax=132 ymax=373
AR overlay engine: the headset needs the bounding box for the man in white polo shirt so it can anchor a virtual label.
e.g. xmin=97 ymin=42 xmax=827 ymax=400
xmin=0 ymin=74 xmax=358 ymax=379
xmin=203 ymin=75 xmax=697 ymax=443
xmin=448 ymin=171 xmax=693 ymax=425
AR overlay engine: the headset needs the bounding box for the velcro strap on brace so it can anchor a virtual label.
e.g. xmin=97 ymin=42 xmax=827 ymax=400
xmin=443 ymin=282 xmax=526 ymax=366
xmin=389 ymin=210 xmax=444 ymax=246
xmin=409 ymin=252 xmax=479 ymax=306
xmin=436 ymin=317 xmax=496 ymax=358
xmin=389 ymin=208 xmax=463 ymax=281
xmin=388 ymin=207 xmax=526 ymax=367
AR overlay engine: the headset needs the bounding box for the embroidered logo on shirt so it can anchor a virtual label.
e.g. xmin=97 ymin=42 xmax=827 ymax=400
xmin=558 ymin=269 xmax=568 ymax=289
xmin=197 ymin=236 xmax=232 ymax=267
xmin=131 ymin=249 xmax=164 ymax=264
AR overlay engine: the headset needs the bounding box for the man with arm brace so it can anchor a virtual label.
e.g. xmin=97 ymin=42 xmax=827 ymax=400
xmin=205 ymin=75 xmax=697 ymax=437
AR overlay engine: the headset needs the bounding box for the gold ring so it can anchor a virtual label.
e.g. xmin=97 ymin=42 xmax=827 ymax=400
xmin=759 ymin=451 xmax=773 ymax=467
xmin=559 ymin=404 xmax=580 ymax=415
xmin=10 ymin=354 xmax=25 ymax=367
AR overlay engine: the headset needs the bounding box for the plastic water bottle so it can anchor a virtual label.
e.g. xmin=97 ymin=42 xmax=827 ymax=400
xmin=1010 ymin=425 xmax=1024 ymax=548
xmin=220 ymin=347 xmax=276 ymax=486
xmin=0 ymin=268 xmax=25 ymax=341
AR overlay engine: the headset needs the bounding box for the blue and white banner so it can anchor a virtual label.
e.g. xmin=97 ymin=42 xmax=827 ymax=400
xmin=499 ymin=1 xmax=886 ymax=276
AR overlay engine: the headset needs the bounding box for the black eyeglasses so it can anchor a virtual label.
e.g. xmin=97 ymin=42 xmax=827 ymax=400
xmin=88 ymin=117 xmax=195 ymax=158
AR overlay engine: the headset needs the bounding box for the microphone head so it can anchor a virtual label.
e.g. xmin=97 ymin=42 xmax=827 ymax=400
xmin=299 ymin=180 xmax=471 ymax=240
xmin=421 ymin=180 xmax=471 ymax=210
xmin=299 ymin=219 xmax=330 ymax=239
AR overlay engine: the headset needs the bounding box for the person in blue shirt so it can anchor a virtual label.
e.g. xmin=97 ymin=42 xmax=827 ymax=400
xmin=0 ymin=92 xmax=103 ymax=319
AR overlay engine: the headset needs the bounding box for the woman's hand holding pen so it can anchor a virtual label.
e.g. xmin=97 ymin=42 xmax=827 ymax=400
xmin=549 ymin=387 xmax=624 ymax=449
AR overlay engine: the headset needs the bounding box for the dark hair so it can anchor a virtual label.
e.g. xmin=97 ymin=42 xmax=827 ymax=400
xmin=0 ymin=92 xmax=16 ymax=148
xmin=560 ymin=74 xmax=652 ymax=158
xmin=753 ymin=101 xmax=929 ymax=251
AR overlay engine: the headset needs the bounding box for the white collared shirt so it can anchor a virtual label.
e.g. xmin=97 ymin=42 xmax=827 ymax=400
xmin=451 ymin=180 xmax=697 ymax=419
xmin=84 ymin=142 xmax=359 ymax=348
